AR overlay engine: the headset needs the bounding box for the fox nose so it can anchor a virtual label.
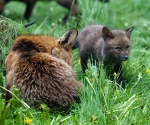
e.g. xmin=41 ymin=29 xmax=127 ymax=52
xmin=124 ymin=56 xmax=128 ymax=61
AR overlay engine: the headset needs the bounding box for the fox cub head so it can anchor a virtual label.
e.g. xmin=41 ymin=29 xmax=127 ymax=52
xmin=51 ymin=28 xmax=78 ymax=66
xmin=10 ymin=28 xmax=78 ymax=67
xmin=102 ymin=26 xmax=134 ymax=63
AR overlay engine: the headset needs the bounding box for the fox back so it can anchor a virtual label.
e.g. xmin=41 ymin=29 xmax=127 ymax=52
xmin=5 ymin=29 xmax=82 ymax=111
xmin=73 ymin=24 xmax=134 ymax=86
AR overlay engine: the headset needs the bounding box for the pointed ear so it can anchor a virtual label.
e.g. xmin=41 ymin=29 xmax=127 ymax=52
xmin=126 ymin=26 xmax=135 ymax=38
xmin=58 ymin=28 xmax=78 ymax=50
xmin=102 ymin=27 xmax=114 ymax=40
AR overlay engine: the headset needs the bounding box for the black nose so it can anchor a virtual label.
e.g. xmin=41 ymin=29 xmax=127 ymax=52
xmin=124 ymin=56 xmax=128 ymax=61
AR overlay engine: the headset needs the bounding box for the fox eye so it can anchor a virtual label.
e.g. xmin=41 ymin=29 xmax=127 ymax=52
xmin=115 ymin=46 xmax=121 ymax=50
xmin=127 ymin=45 xmax=130 ymax=49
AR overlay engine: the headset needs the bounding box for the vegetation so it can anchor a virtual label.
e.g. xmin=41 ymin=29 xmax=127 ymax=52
xmin=0 ymin=0 xmax=150 ymax=124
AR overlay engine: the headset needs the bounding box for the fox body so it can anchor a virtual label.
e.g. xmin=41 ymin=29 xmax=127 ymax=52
xmin=0 ymin=0 xmax=79 ymax=23
xmin=73 ymin=24 xmax=134 ymax=86
xmin=5 ymin=29 xmax=82 ymax=111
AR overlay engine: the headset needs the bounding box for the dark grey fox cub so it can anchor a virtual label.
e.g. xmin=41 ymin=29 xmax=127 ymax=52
xmin=72 ymin=24 xmax=134 ymax=87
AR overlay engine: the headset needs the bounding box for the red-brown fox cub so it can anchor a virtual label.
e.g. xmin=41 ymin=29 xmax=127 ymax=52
xmin=72 ymin=24 xmax=134 ymax=87
xmin=5 ymin=28 xmax=82 ymax=111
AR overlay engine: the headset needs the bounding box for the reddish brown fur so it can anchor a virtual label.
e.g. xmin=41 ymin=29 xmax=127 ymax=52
xmin=5 ymin=29 xmax=82 ymax=111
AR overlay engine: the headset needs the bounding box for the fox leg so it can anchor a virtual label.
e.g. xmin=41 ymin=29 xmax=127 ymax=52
xmin=24 ymin=1 xmax=36 ymax=20
xmin=80 ymin=55 xmax=88 ymax=73
xmin=114 ymin=64 xmax=125 ymax=88
xmin=56 ymin=0 xmax=79 ymax=23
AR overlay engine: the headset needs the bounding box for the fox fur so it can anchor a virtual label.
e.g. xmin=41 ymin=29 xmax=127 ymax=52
xmin=5 ymin=28 xmax=82 ymax=111
xmin=72 ymin=24 xmax=134 ymax=87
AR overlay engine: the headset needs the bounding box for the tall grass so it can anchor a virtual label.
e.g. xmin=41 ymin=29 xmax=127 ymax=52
xmin=0 ymin=0 xmax=150 ymax=124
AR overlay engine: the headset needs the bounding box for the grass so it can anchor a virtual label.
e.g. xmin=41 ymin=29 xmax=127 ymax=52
xmin=0 ymin=0 xmax=150 ymax=124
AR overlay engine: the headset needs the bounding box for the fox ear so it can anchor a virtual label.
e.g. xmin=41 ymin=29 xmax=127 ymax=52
xmin=58 ymin=28 xmax=78 ymax=50
xmin=102 ymin=27 xmax=114 ymax=39
xmin=126 ymin=26 xmax=135 ymax=38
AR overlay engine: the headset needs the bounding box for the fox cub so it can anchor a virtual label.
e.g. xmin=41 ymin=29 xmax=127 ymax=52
xmin=5 ymin=29 xmax=82 ymax=111
xmin=72 ymin=24 xmax=134 ymax=87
